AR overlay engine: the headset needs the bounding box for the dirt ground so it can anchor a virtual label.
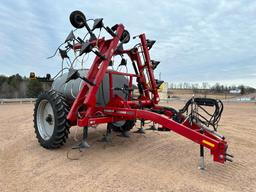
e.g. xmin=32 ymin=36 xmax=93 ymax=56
xmin=0 ymin=101 xmax=256 ymax=192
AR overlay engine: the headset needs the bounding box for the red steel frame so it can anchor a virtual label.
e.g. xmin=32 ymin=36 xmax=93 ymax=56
xmin=67 ymin=24 xmax=229 ymax=164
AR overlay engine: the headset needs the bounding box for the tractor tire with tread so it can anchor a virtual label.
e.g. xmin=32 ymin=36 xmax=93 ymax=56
xmin=108 ymin=120 xmax=136 ymax=132
xmin=33 ymin=90 xmax=70 ymax=149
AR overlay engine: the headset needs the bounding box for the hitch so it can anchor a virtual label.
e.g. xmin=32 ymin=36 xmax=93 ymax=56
xmin=225 ymin=153 xmax=234 ymax=162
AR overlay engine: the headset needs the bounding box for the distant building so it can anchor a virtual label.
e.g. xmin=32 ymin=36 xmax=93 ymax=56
xmin=230 ymin=89 xmax=241 ymax=94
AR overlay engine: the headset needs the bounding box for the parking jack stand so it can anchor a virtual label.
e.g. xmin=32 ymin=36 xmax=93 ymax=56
xmin=198 ymin=145 xmax=205 ymax=170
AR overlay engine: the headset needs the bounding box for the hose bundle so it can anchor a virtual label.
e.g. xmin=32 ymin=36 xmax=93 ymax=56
xmin=179 ymin=98 xmax=223 ymax=131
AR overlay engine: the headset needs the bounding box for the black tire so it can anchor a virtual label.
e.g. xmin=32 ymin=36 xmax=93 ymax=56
xmin=108 ymin=120 xmax=135 ymax=132
xmin=33 ymin=90 xmax=70 ymax=149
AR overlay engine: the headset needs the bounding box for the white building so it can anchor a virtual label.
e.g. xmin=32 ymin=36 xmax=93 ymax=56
xmin=229 ymin=89 xmax=241 ymax=94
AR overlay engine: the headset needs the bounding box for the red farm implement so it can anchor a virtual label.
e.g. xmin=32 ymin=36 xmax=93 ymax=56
xmin=33 ymin=10 xmax=233 ymax=168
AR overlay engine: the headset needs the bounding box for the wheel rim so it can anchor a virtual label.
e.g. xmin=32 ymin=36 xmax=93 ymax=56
xmin=37 ymin=99 xmax=55 ymax=140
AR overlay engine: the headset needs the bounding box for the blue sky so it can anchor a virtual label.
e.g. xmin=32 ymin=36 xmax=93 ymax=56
xmin=0 ymin=0 xmax=255 ymax=88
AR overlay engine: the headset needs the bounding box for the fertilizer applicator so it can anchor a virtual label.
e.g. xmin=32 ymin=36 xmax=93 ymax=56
xmin=33 ymin=10 xmax=233 ymax=169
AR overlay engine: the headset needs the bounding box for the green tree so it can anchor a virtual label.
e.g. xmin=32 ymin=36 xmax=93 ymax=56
xmin=27 ymin=79 xmax=43 ymax=98
xmin=0 ymin=75 xmax=8 ymax=89
xmin=239 ymin=85 xmax=245 ymax=95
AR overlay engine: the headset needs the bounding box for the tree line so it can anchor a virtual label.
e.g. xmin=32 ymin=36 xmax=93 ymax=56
xmin=0 ymin=74 xmax=255 ymax=98
xmin=0 ymin=74 xmax=51 ymax=98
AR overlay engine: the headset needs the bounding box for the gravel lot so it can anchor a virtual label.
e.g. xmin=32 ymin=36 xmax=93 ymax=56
xmin=0 ymin=102 xmax=255 ymax=192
